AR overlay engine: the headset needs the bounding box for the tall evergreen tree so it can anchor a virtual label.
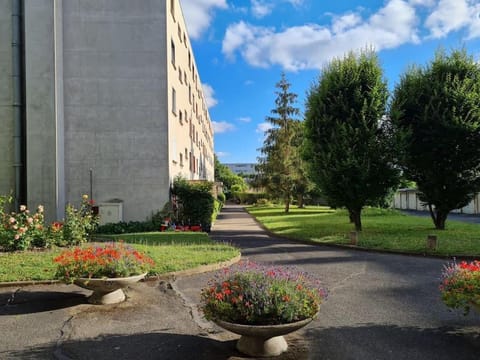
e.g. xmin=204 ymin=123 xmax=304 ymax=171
xmin=390 ymin=49 xmax=480 ymax=229
xmin=304 ymin=51 xmax=399 ymax=231
xmin=257 ymin=73 xmax=301 ymax=213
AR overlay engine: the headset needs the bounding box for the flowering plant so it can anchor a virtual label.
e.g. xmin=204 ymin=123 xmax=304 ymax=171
xmin=440 ymin=260 xmax=480 ymax=314
xmin=201 ymin=260 xmax=327 ymax=325
xmin=54 ymin=242 xmax=155 ymax=283
xmin=62 ymin=195 xmax=98 ymax=246
xmin=0 ymin=202 xmax=46 ymax=251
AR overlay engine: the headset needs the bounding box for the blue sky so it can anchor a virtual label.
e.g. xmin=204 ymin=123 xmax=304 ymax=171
xmin=180 ymin=0 xmax=480 ymax=164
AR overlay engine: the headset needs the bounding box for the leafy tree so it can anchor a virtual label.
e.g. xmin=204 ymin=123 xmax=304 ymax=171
xmin=257 ymin=73 xmax=301 ymax=213
xmin=390 ymin=49 xmax=480 ymax=229
xmin=214 ymin=154 xmax=246 ymax=198
xmin=304 ymin=50 xmax=399 ymax=231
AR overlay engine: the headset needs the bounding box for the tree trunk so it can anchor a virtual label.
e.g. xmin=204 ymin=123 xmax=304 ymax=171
xmin=434 ymin=211 xmax=448 ymax=230
xmin=297 ymin=194 xmax=304 ymax=209
xmin=284 ymin=198 xmax=290 ymax=213
xmin=429 ymin=204 xmax=447 ymax=230
xmin=348 ymin=211 xmax=354 ymax=223
xmin=349 ymin=209 xmax=362 ymax=231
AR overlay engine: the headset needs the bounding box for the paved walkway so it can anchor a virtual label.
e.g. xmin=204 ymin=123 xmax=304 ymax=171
xmin=1 ymin=204 xmax=479 ymax=359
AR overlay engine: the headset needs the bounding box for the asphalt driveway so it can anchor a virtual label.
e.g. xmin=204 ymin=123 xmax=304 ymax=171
xmin=176 ymin=205 xmax=480 ymax=359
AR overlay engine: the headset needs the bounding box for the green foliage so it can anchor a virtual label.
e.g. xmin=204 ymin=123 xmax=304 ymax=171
xmin=390 ymin=48 xmax=480 ymax=230
xmin=257 ymin=73 xmax=303 ymax=213
xmin=233 ymin=192 xmax=269 ymax=205
xmin=201 ymin=260 xmax=326 ymax=325
xmin=173 ymin=177 xmax=215 ymax=231
xmin=304 ymin=50 xmax=400 ymax=231
xmin=214 ymin=155 xmax=247 ymax=198
xmin=96 ymin=221 xmax=158 ymax=234
xmin=62 ymin=195 xmax=98 ymax=246
xmin=217 ymin=192 xmax=226 ymax=204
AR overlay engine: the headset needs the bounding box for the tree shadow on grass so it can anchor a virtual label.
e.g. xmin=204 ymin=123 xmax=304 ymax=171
xmin=0 ymin=290 xmax=87 ymax=315
xmin=6 ymin=332 xmax=310 ymax=360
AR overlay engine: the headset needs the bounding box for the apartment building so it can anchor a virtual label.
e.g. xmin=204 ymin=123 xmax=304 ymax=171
xmin=0 ymin=0 xmax=215 ymax=223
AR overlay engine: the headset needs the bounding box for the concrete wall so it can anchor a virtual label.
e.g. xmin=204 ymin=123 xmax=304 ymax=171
xmin=0 ymin=0 xmax=15 ymax=197
xmin=24 ymin=0 xmax=58 ymax=221
xmin=62 ymin=0 xmax=170 ymax=221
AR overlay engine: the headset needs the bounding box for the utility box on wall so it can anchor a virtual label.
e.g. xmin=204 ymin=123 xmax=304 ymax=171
xmin=98 ymin=201 xmax=123 ymax=225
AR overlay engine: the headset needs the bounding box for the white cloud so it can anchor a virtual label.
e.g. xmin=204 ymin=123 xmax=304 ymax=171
xmin=202 ymin=83 xmax=218 ymax=108
xmin=425 ymin=0 xmax=470 ymax=38
xmin=222 ymin=0 xmax=419 ymax=71
xmin=213 ymin=121 xmax=236 ymax=133
xmin=238 ymin=117 xmax=252 ymax=123
xmin=251 ymin=0 xmax=274 ymax=18
xmin=181 ymin=0 xmax=228 ymax=39
xmin=424 ymin=0 xmax=480 ymax=40
xmin=332 ymin=13 xmax=362 ymax=34
xmin=256 ymin=122 xmax=274 ymax=133
xmin=216 ymin=151 xmax=230 ymax=158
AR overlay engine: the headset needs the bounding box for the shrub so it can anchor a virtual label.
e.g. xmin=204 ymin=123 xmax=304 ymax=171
xmin=217 ymin=192 xmax=226 ymax=204
xmin=173 ymin=177 xmax=214 ymax=230
xmin=62 ymin=195 xmax=98 ymax=246
xmin=0 ymin=202 xmax=47 ymax=251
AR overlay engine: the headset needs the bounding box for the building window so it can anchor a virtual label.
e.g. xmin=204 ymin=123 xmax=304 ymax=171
xmin=183 ymin=33 xmax=187 ymax=47
xmin=179 ymin=68 xmax=182 ymax=83
xmin=179 ymin=153 xmax=183 ymax=167
xmin=188 ymin=51 xmax=191 ymax=69
xmin=185 ymin=148 xmax=188 ymax=159
xmin=178 ymin=24 xmax=182 ymax=41
xmin=171 ymin=40 xmax=176 ymax=67
xmin=179 ymin=110 xmax=183 ymax=124
xmin=188 ymin=85 xmax=192 ymax=104
xmin=172 ymin=87 xmax=177 ymax=115
xmin=184 ymin=110 xmax=188 ymax=123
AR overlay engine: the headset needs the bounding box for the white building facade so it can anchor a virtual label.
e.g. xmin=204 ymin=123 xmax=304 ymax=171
xmin=0 ymin=0 xmax=214 ymax=223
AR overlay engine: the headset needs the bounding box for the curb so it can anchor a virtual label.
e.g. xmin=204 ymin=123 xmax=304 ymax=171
xmin=244 ymin=207 xmax=479 ymax=261
xmin=0 ymin=254 xmax=242 ymax=289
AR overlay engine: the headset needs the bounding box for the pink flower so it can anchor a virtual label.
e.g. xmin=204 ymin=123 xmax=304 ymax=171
xmin=19 ymin=205 xmax=26 ymax=212
xmin=37 ymin=205 xmax=44 ymax=213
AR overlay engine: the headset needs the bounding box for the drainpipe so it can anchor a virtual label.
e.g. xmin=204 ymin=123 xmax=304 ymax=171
xmin=12 ymin=0 xmax=25 ymax=210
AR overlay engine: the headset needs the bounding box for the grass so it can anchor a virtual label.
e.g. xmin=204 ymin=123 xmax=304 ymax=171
xmin=0 ymin=232 xmax=239 ymax=283
xmin=246 ymin=206 xmax=480 ymax=257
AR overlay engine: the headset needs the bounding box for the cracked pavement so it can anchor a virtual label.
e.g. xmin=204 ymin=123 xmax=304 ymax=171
xmin=1 ymin=205 xmax=480 ymax=359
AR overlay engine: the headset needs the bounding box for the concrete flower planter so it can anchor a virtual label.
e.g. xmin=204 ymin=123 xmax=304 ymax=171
xmin=215 ymin=317 xmax=315 ymax=357
xmin=74 ymin=273 xmax=147 ymax=305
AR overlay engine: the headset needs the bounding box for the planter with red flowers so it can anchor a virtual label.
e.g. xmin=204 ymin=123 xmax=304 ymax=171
xmin=440 ymin=260 xmax=480 ymax=315
xmin=201 ymin=260 xmax=327 ymax=357
xmin=54 ymin=242 xmax=155 ymax=304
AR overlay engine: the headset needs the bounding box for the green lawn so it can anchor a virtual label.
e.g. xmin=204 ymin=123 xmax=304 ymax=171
xmin=246 ymin=206 xmax=480 ymax=257
xmin=0 ymin=232 xmax=239 ymax=283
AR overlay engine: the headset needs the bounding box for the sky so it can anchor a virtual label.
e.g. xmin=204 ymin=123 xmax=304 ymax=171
xmin=180 ymin=0 xmax=480 ymax=164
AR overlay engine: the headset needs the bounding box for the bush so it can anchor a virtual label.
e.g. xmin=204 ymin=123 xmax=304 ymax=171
xmin=217 ymin=192 xmax=226 ymax=204
xmin=62 ymin=195 xmax=98 ymax=246
xmin=255 ymin=198 xmax=271 ymax=206
xmin=234 ymin=192 xmax=268 ymax=205
xmin=0 ymin=202 xmax=46 ymax=251
xmin=173 ymin=177 xmax=215 ymax=231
